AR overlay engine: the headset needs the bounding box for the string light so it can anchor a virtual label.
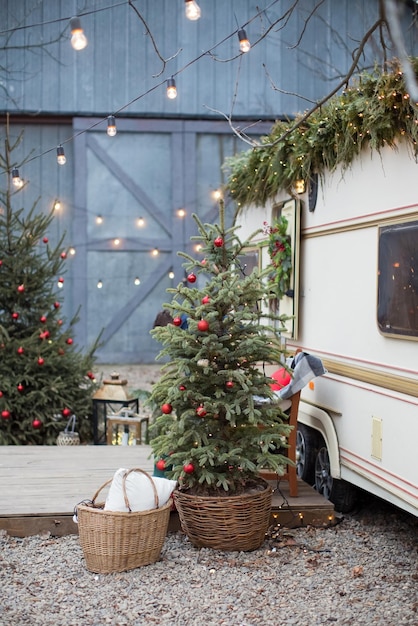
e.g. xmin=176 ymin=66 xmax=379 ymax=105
xmin=70 ymin=17 xmax=88 ymax=51
xmin=177 ymin=208 xmax=186 ymax=217
xmin=185 ymin=0 xmax=201 ymax=21
xmin=151 ymin=248 xmax=159 ymax=256
xmin=107 ymin=115 xmax=117 ymax=136
xmin=169 ymin=271 xmax=175 ymax=279
xmin=137 ymin=217 xmax=145 ymax=227
xmin=238 ymin=28 xmax=251 ymax=53
xmin=53 ymin=199 xmax=61 ymax=211
xmin=11 ymin=168 xmax=23 ymax=188
xmin=97 ymin=279 xmax=103 ymax=289
xmin=134 ymin=277 xmax=141 ymax=285
xmin=113 ymin=238 xmax=120 ymax=246
xmin=166 ymin=77 xmax=177 ymax=99
xmin=69 ymin=247 xmax=76 ymax=255
xmin=56 ymin=146 xmax=66 ymax=165
xmin=96 ymin=215 xmax=103 ymax=224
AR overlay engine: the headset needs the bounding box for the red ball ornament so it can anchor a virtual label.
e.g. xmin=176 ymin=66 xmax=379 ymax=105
xmin=32 ymin=418 xmax=42 ymax=429
xmin=156 ymin=459 xmax=166 ymax=471
xmin=214 ymin=236 xmax=224 ymax=248
xmin=37 ymin=357 xmax=45 ymax=366
xmin=66 ymin=338 xmax=73 ymax=345
xmin=196 ymin=405 xmax=207 ymax=417
xmin=0 ymin=391 xmax=3 ymax=397
xmin=57 ymin=319 xmax=63 ymax=326
xmin=183 ymin=463 xmax=194 ymax=474
xmin=17 ymin=284 xmax=25 ymax=293
xmin=1 ymin=410 xmax=11 ymax=420
xmin=12 ymin=312 xmax=19 ymax=320
xmin=40 ymin=315 xmax=47 ymax=323
xmin=53 ymin=301 xmax=60 ymax=309
xmin=201 ymin=295 xmax=210 ymax=304
xmin=226 ymin=381 xmax=234 ymax=389
xmin=43 ymin=237 xmax=49 ymax=244
xmin=172 ymin=317 xmax=182 ymax=327
xmin=87 ymin=371 xmax=95 ymax=380
xmin=62 ymin=408 xmax=71 ymax=418
xmin=187 ymin=273 xmax=197 ymax=283
xmin=58 ymin=348 xmax=65 ymax=355
xmin=17 ymin=346 xmax=24 ymax=355
xmin=0 ymin=260 xmax=2 ymax=266
xmin=17 ymin=384 xmax=24 ymax=392
xmin=197 ymin=319 xmax=209 ymax=332
xmin=179 ymin=385 xmax=186 ymax=391
xmin=60 ymin=252 xmax=67 ymax=259
xmin=161 ymin=403 xmax=173 ymax=415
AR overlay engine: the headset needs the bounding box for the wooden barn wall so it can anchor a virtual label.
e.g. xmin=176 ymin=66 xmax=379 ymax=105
xmin=2 ymin=0 xmax=417 ymax=118
xmin=2 ymin=1 xmax=418 ymax=363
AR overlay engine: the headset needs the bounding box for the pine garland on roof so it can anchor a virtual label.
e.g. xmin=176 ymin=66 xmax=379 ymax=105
xmin=225 ymin=59 xmax=418 ymax=209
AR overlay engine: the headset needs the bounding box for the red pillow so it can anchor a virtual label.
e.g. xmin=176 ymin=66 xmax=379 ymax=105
xmin=270 ymin=367 xmax=292 ymax=390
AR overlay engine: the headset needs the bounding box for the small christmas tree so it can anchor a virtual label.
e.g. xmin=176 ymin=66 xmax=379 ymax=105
xmin=150 ymin=201 xmax=292 ymax=495
xmin=0 ymin=125 xmax=99 ymax=444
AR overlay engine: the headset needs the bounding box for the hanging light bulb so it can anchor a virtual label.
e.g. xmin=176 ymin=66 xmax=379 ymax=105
xmin=177 ymin=208 xmax=186 ymax=217
xmin=53 ymin=199 xmax=61 ymax=211
xmin=238 ymin=28 xmax=251 ymax=53
xmin=96 ymin=215 xmax=103 ymax=225
xmin=11 ymin=168 xmax=23 ymax=188
xmin=151 ymin=248 xmax=159 ymax=257
xmin=137 ymin=217 xmax=145 ymax=227
xmin=168 ymin=271 xmax=175 ymax=280
xmin=69 ymin=247 xmax=76 ymax=256
xmin=134 ymin=277 xmax=140 ymax=286
xmin=107 ymin=115 xmax=117 ymax=137
xmin=57 ymin=146 xmax=66 ymax=165
xmin=70 ymin=17 xmax=88 ymax=51
xmin=97 ymin=279 xmax=103 ymax=289
xmin=166 ymin=77 xmax=177 ymax=99
xmin=185 ymin=0 xmax=201 ymax=20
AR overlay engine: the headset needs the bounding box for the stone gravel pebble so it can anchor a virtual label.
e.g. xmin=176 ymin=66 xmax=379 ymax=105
xmin=0 ymin=495 xmax=417 ymax=626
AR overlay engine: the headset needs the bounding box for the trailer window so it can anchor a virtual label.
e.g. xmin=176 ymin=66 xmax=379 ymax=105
xmin=377 ymin=220 xmax=418 ymax=338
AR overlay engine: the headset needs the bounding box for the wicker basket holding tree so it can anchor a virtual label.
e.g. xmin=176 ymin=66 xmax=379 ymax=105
xmin=150 ymin=201 xmax=292 ymax=551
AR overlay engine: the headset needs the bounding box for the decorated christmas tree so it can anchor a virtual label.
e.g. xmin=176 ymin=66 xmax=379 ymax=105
xmin=0 ymin=127 xmax=99 ymax=445
xmin=150 ymin=201 xmax=292 ymax=495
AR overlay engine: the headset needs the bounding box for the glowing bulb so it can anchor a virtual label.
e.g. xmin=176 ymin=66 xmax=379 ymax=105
xmin=195 ymin=244 xmax=203 ymax=252
xmin=96 ymin=215 xmax=103 ymax=225
xmin=70 ymin=17 xmax=88 ymax=51
xmin=238 ymin=29 xmax=251 ymax=53
xmin=57 ymin=146 xmax=66 ymax=165
xmin=53 ymin=199 xmax=61 ymax=211
xmin=212 ymin=189 xmax=223 ymax=201
xmin=57 ymin=281 xmax=63 ymax=289
xmin=152 ymin=248 xmax=159 ymax=257
xmin=295 ymin=179 xmax=306 ymax=194
xmin=69 ymin=247 xmax=76 ymax=255
xmin=114 ymin=238 xmax=120 ymax=246
xmin=134 ymin=277 xmax=140 ymax=285
xmin=168 ymin=271 xmax=175 ymax=279
xmin=137 ymin=217 xmax=145 ymax=227
xmin=11 ymin=168 xmax=23 ymax=188
xmin=107 ymin=115 xmax=117 ymax=137
xmin=185 ymin=0 xmax=201 ymax=20
xmin=97 ymin=279 xmax=103 ymax=289
xmin=177 ymin=208 xmax=186 ymax=217
xmin=166 ymin=77 xmax=177 ymax=99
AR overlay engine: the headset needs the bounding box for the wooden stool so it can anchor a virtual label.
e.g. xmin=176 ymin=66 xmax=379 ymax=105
xmin=259 ymin=390 xmax=301 ymax=497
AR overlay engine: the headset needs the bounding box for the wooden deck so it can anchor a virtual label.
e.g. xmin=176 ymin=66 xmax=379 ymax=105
xmin=0 ymin=446 xmax=335 ymax=537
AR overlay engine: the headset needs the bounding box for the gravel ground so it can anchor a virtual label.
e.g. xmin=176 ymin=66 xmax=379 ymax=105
xmin=1 ymin=495 xmax=417 ymax=626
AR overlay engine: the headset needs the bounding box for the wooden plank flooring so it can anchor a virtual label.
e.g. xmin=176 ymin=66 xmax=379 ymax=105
xmin=0 ymin=446 xmax=335 ymax=536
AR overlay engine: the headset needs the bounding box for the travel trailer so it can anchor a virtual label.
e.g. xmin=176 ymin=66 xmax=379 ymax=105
xmin=236 ymin=140 xmax=418 ymax=515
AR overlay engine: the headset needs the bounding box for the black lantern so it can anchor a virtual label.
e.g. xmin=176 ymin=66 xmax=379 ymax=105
xmin=92 ymin=372 xmax=139 ymax=444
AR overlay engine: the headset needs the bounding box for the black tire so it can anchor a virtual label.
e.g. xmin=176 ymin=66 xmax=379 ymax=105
xmin=315 ymin=445 xmax=358 ymax=513
xmin=296 ymin=423 xmax=318 ymax=484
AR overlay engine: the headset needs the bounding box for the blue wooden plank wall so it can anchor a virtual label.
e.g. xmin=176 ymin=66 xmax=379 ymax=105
xmin=2 ymin=0 xmax=417 ymax=118
xmin=2 ymin=0 xmax=418 ymax=363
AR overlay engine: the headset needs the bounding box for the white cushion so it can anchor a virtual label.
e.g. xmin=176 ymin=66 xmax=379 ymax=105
xmin=104 ymin=468 xmax=177 ymax=512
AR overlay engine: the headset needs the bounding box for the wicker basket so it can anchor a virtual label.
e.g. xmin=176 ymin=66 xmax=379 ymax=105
xmin=76 ymin=468 xmax=172 ymax=573
xmin=56 ymin=414 xmax=80 ymax=446
xmin=173 ymin=479 xmax=272 ymax=552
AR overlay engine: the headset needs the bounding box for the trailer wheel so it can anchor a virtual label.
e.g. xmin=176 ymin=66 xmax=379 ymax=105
xmin=315 ymin=445 xmax=357 ymax=513
xmin=296 ymin=424 xmax=318 ymax=484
